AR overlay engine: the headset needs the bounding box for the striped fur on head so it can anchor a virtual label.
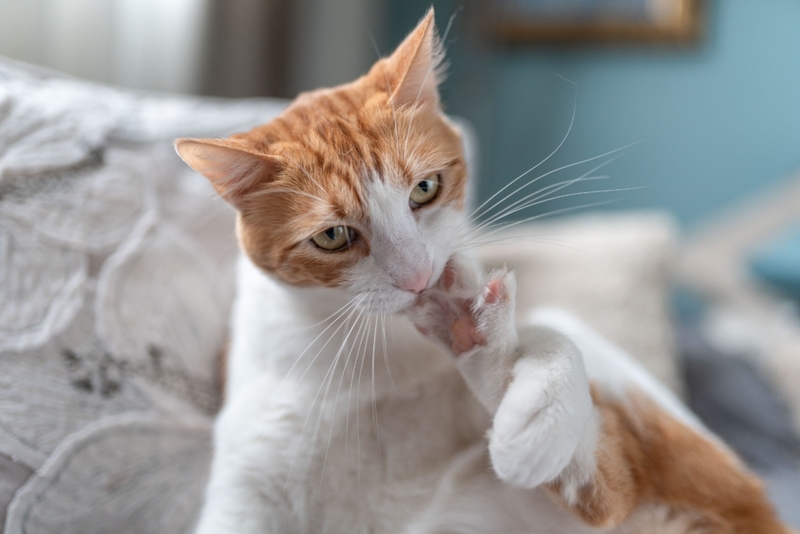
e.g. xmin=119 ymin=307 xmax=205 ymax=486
xmin=177 ymin=10 xmax=467 ymax=311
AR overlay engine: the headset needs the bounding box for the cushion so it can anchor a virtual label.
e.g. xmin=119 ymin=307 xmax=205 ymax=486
xmin=477 ymin=212 xmax=683 ymax=395
xmin=0 ymin=57 xmax=286 ymax=533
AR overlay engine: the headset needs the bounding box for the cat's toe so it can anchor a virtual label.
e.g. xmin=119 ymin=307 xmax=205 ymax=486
xmin=471 ymin=269 xmax=518 ymax=352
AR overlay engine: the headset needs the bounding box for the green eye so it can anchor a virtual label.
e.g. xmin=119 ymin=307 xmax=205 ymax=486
xmin=311 ymin=226 xmax=356 ymax=251
xmin=409 ymin=174 xmax=440 ymax=208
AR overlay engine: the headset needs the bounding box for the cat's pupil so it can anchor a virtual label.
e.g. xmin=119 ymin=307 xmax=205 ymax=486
xmin=419 ymin=181 xmax=430 ymax=192
xmin=326 ymin=228 xmax=338 ymax=240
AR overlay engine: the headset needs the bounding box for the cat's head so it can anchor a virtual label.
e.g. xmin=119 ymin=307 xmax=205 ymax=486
xmin=176 ymin=10 xmax=469 ymax=313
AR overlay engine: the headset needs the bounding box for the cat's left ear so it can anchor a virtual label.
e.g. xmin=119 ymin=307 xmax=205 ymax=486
xmin=382 ymin=8 xmax=446 ymax=108
xmin=175 ymin=138 xmax=282 ymax=210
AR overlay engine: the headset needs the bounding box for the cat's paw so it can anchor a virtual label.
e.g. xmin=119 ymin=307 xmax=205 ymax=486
xmin=406 ymin=261 xmax=521 ymax=409
xmin=451 ymin=268 xmax=521 ymax=409
xmin=488 ymin=325 xmax=595 ymax=489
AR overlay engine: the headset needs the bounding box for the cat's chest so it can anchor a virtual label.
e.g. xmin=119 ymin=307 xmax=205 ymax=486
xmin=300 ymin=368 xmax=490 ymax=532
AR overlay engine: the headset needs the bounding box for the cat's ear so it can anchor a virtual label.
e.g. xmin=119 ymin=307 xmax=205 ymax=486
xmin=175 ymin=138 xmax=281 ymax=209
xmin=383 ymin=8 xmax=445 ymax=108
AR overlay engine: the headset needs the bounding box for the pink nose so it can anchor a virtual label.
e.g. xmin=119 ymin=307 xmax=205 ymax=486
xmin=396 ymin=269 xmax=432 ymax=294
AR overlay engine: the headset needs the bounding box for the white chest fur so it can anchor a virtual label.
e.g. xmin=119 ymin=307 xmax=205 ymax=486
xmin=196 ymin=257 xmax=600 ymax=534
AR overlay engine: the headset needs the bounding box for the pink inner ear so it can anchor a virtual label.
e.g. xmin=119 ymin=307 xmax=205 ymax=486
xmin=385 ymin=9 xmax=445 ymax=108
xmin=175 ymin=138 xmax=280 ymax=209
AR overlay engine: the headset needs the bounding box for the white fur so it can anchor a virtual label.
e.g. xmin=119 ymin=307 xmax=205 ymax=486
xmin=195 ymin=178 xmax=706 ymax=534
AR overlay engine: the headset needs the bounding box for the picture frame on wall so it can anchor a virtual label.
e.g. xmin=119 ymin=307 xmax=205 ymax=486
xmin=492 ymin=0 xmax=705 ymax=44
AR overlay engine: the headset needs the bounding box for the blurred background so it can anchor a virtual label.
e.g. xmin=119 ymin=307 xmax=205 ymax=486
xmin=2 ymin=0 xmax=799 ymax=227
xmin=2 ymin=0 xmax=800 ymax=528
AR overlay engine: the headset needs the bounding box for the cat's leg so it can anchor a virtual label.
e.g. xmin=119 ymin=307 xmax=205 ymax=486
xmin=408 ymin=266 xmax=598 ymax=491
xmin=194 ymin=373 xmax=305 ymax=534
xmin=408 ymin=263 xmax=793 ymax=533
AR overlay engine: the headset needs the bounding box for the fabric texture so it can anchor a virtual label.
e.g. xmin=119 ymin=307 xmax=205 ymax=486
xmin=0 ymin=58 xmax=286 ymax=534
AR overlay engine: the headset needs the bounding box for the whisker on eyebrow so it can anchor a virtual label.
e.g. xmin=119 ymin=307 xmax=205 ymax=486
xmin=248 ymin=187 xmax=328 ymax=204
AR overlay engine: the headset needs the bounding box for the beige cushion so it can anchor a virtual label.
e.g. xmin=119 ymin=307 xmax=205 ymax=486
xmin=478 ymin=212 xmax=683 ymax=395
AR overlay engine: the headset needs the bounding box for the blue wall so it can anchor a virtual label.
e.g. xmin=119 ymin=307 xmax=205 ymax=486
xmin=388 ymin=1 xmax=800 ymax=227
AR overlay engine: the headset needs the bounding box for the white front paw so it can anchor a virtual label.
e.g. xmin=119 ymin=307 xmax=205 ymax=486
xmin=488 ymin=327 xmax=594 ymax=489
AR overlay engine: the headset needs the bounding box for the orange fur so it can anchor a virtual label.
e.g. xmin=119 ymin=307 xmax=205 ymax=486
xmin=548 ymin=385 xmax=794 ymax=533
xmin=177 ymin=10 xmax=466 ymax=287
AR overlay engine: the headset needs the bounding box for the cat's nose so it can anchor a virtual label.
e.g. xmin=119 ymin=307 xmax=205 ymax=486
xmin=396 ymin=268 xmax=432 ymax=294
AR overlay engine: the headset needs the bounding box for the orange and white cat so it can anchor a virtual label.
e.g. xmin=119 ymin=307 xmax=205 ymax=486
xmin=176 ymin=10 xmax=793 ymax=534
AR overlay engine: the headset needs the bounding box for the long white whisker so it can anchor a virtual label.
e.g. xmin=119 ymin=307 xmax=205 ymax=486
xmin=456 ymin=235 xmax=591 ymax=253
xmin=254 ymin=295 xmax=362 ymax=445
xmin=470 ymin=173 xmax=609 ymax=233
xmin=476 ymin=199 xmax=620 ymax=241
xmin=296 ymin=162 xmax=329 ymax=196
xmin=469 ymin=145 xmax=634 ymax=226
xmin=473 ymin=184 xmax=641 ymax=236
xmin=346 ymin=306 xmax=372 ymax=453
xmin=318 ymin=303 xmax=369 ymax=491
xmin=379 ymin=305 xmax=406 ymax=409
xmin=469 ymin=79 xmax=578 ymax=220
xmin=356 ymin=313 xmax=373 ymax=488
xmin=291 ymin=300 xmax=366 ymax=496
xmin=370 ymin=312 xmax=381 ymax=453
xmin=248 ymin=187 xmax=327 ymax=204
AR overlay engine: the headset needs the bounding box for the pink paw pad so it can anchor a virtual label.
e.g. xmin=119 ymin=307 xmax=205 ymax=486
xmin=450 ymin=317 xmax=481 ymax=355
xmin=485 ymin=277 xmax=507 ymax=304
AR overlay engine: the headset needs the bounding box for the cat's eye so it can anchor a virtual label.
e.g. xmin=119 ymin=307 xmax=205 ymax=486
xmin=409 ymin=174 xmax=440 ymax=208
xmin=311 ymin=226 xmax=356 ymax=251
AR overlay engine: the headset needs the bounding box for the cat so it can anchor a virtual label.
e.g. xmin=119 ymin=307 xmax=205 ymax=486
xmin=176 ymin=9 xmax=794 ymax=534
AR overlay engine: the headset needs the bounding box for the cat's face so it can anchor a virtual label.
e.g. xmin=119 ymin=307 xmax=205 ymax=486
xmin=177 ymin=11 xmax=467 ymax=313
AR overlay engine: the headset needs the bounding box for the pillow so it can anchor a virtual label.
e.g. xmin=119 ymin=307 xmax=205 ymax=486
xmin=0 ymin=57 xmax=286 ymax=534
xmin=477 ymin=211 xmax=683 ymax=395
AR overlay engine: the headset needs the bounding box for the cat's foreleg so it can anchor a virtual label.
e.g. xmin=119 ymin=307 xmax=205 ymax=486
xmin=194 ymin=374 xmax=305 ymax=534
xmin=407 ymin=266 xmax=598 ymax=493
xmin=408 ymin=263 xmax=793 ymax=532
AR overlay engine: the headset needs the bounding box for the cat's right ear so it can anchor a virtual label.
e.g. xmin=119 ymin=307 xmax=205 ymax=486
xmin=175 ymin=138 xmax=281 ymax=209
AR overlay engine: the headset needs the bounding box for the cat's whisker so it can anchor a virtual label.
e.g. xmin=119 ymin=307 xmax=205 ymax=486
xmin=298 ymin=294 xmax=362 ymax=330
xmin=469 ymin=145 xmax=632 ymax=227
xmin=248 ymin=187 xmax=327 ymax=205
xmin=474 ymin=186 xmax=642 ymax=238
xmin=330 ymin=302 xmax=371 ymax=472
xmin=280 ymin=295 xmax=364 ymax=398
xmin=456 ymin=235 xmax=591 ymax=253
xmin=379 ymin=305 xmax=406 ymax=409
xmin=370 ymin=310 xmax=381 ymax=453
xmin=470 ymin=184 xmax=641 ymax=238
xmin=270 ymin=295 xmax=366 ymax=466
xmin=296 ymin=162 xmax=330 ymax=197
xmin=475 ymin=199 xmax=621 ymax=243
xmin=253 ymin=295 xmax=363 ymax=446
xmin=319 ymin=300 xmax=369 ymax=491
xmin=470 ymin=174 xmax=609 ymax=233
xmin=346 ymin=305 xmax=373 ymax=453
xmin=297 ymin=299 xmax=369 ymax=495
xmin=469 ymin=82 xmax=577 ymax=221
xmin=355 ymin=312 xmax=372 ymax=488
